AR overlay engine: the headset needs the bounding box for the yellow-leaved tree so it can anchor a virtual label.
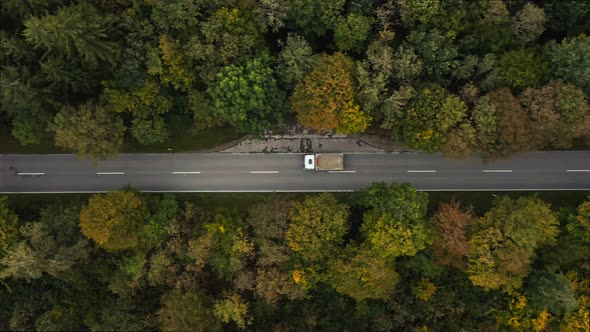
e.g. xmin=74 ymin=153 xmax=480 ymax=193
xmin=79 ymin=191 xmax=145 ymax=251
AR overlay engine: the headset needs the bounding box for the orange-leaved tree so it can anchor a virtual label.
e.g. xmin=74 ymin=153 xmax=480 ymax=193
xmin=292 ymin=52 xmax=371 ymax=133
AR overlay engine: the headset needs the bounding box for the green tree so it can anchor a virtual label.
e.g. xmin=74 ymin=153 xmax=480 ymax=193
xmin=546 ymin=34 xmax=590 ymax=95
xmin=276 ymin=34 xmax=317 ymax=90
xmin=101 ymin=80 xmax=171 ymax=145
xmin=254 ymin=0 xmax=289 ymax=33
xmin=79 ymin=191 xmax=146 ymax=251
xmin=187 ymin=211 xmax=254 ymax=280
xmin=467 ymin=196 xmax=559 ymax=293
xmin=525 ymin=270 xmax=577 ymax=316
xmin=189 ymin=6 xmax=263 ymax=81
xmin=360 ymin=182 xmax=431 ymax=258
xmin=208 ymin=53 xmax=285 ymax=134
xmin=0 ymin=215 xmax=88 ymax=280
xmin=403 ymin=85 xmax=467 ymax=152
xmin=329 ymin=246 xmax=399 ymax=301
xmin=23 ymin=3 xmax=119 ymax=66
xmin=513 ymin=3 xmax=547 ymax=44
xmin=469 ymin=1 xmax=515 ymax=53
xmin=499 ymin=49 xmax=544 ymax=90
xmin=392 ymin=45 xmax=423 ymax=83
xmin=406 ymin=28 xmax=459 ymax=82
xmin=158 ymin=290 xmax=221 ymax=332
xmin=544 ymin=1 xmax=590 ymax=35
xmin=288 ymin=0 xmax=345 ymax=36
xmin=213 ymin=292 xmax=252 ymax=329
xmin=0 ymin=66 xmax=50 ymax=145
xmin=51 ymin=101 xmax=125 ymax=160
xmin=286 ymin=193 xmax=349 ymax=263
xmin=292 ymin=53 xmax=370 ymax=133
xmin=334 ymin=14 xmax=373 ymax=53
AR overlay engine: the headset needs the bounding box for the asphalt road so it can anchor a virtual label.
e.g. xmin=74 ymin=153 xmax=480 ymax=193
xmin=1 ymin=151 xmax=589 ymax=193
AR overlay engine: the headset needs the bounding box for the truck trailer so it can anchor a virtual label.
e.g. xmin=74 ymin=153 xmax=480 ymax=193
xmin=304 ymin=153 xmax=344 ymax=171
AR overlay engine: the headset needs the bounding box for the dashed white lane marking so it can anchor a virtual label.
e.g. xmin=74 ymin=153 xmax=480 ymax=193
xmin=172 ymin=171 xmax=201 ymax=174
xmin=328 ymin=170 xmax=357 ymax=173
xmin=17 ymin=172 xmax=45 ymax=176
xmin=566 ymin=170 xmax=590 ymax=172
xmin=96 ymin=172 xmax=125 ymax=175
xmin=407 ymin=170 xmax=436 ymax=173
xmin=250 ymin=171 xmax=279 ymax=174
xmin=482 ymin=170 xmax=513 ymax=173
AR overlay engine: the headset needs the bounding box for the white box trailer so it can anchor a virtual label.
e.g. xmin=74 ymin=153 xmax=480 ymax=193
xmin=304 ymin=154 xmax=344 ymax=171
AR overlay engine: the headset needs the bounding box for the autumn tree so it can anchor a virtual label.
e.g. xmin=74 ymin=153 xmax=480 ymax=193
xmin=0 ymin=196 xmax=19 ymax=250
xmin=79 ymin=191 xmax=146 ymax=251
xmin=286 ymin=193 xmax=349 ymax=263
xmin=51 ymin=101 xmax=125 ymax=160
xmin=467 ymin=196 xmax=559 ymax=293
xmin=473 ymin=89 xmax=533 ymax=158
xmin=567 ymin=196 xmax=590 ymax=245
xmin=360 ymin=182 xmax=431 ymax=258
xmin=520 ymin=80 xmax=590 ymax=149
xmin=292 ymin=53 xmax=371 ymax=133
xmin=208 ymin=53 xmax=285 ymax=134
xmin=247 ymin=196 xmax=303 ymax=303
xmin=431 ymin=200 xmax=474 ymax=270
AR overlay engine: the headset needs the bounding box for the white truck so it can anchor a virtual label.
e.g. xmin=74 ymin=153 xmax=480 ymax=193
xmin=304 ymin=153 xmax=344 ymax=171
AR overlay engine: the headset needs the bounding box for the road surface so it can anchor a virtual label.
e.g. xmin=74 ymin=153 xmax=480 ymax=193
xmin=1 ymin=152 xmax=589 ymax=193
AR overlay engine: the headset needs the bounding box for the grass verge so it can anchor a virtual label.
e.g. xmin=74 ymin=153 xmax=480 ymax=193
xmin=6 ymin=191 xmax=587 ymax=220
xmin=0 ymin=124 xmax=241 ymax=154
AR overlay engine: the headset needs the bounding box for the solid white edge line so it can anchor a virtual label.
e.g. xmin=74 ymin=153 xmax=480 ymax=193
xmin=2 ymin=188 xmax=590 ymax=194
xmin=250 ymin=171 xmax=279 ymax=174
xmin=328 ymin=170 xmax=357 ymax=173
xmin=96 ymin=172 xmax=125 ymax=175
xmin=482 ymin=170 xmax=513 ymax=173
xmin=16 ymin=172 xmax=45 ymax=176
xmin=566 ymin=170 xmax=590 ymax=172
xmin=407 ymin=170 xmax=436 ymax=173
xmin=172 ymin=171 xmax=201 ymax=174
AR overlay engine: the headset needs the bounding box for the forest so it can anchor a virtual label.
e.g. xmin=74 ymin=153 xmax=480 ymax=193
xmin=1 ymin=186 xmax=589 ymax=330
xmin=1 ymin=0 xmax=589 ymax=158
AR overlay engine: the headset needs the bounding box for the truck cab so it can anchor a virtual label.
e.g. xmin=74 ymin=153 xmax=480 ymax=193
xmin=304 ymin=154 xmax=315 ymax=170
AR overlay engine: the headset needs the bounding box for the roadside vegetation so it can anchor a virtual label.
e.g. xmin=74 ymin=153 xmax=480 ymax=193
xmin=1 ymin=186 xmax=589 ymax=330
xmin=1 ymin=1 xmax=589 ymax=159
